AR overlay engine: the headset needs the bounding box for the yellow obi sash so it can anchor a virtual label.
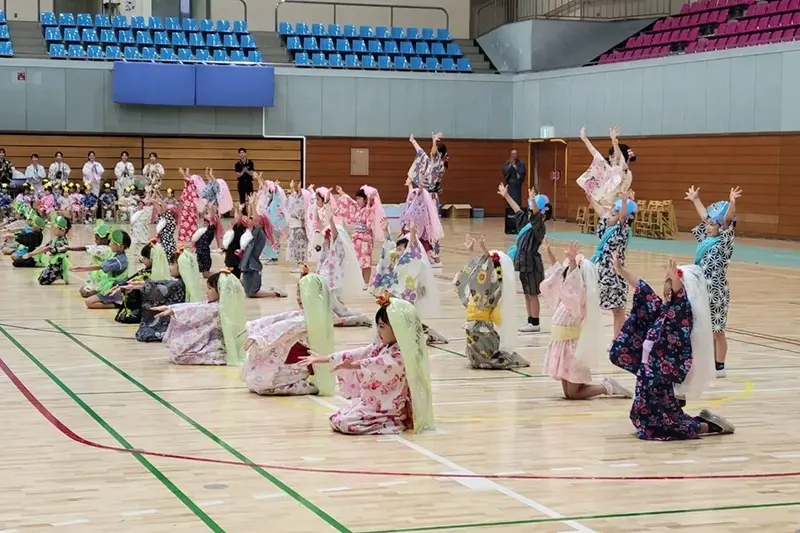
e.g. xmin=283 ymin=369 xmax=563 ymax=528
xmin=466 ymin=299 xmax=501 ymax=324
xmin=551 ymin=325 xmax=581 ymax=341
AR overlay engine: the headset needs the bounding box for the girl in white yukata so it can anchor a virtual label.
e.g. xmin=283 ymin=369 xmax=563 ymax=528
xmin=332 ymin=184 xmax=386 ymax=286
xmin=242 ymin=272 xmax=335 ymax=396
xmin=130 ymin=192 xmax=154 ymax=259
xmin=255 ymin=176 xmax=287 ymax=264
xmin=540 ymin=240 xmax=631 ymax=400
xmin=407 ymin=132 xmax=448 ymax=266
xmin=153 ymin=270 xmax=247 ymax=366
xmin=306 ymin=185 xmax=334 ymax=262
xmin=82 ymin=151 xmax=104 ymax=197
xmin=685 ymin=185 xmax=741 ymax=378
xmin=299 ymin=294 xmax=435 ymax=435
xmin=114 ymin=151 xmax=136 ymax=196
xmin=577 ymin=126 xmax=635 ymax=210
xmin=285 ymin=180 xmax=312 ymax=272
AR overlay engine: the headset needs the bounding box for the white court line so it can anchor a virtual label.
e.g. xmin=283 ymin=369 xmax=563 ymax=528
xmin=719 ymin=457 xmax=749 ymax=463
xmin=0 ymin=356 xmax=164 ymax=382
xmin=308 ymin=397 xmax=596 ymax=533
xmin=664 ymin=459 xmax=695 ymax=465
xmin=252 ymin=493 xmax=287 ymax=500
xmin=121 ymin=509 xmax=159 ymax=517
xmin=377 ymin=480 xmax=410 ymax=487
xmin=772 ymin=453 xmax=800 ymax=459
xmin=51 ymin=519 xmax=90 ymax=527
xmin=317 ymin=487 xmax=351 ymax=493
xmin=606 ymin=463 xmax=639 ymax=468
xmin=198 ymin=500 xmax=224 ymax=507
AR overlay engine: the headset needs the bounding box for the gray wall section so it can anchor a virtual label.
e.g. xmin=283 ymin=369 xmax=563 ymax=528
xmin=477 ymin=18 xmax=657 ymax=73
xmin=3 ymin=41 xmax=800 ymax=139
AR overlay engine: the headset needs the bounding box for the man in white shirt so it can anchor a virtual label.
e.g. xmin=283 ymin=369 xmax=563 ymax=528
xmin=25 ymin=153 xmax=46 ymax=195
xmin=48 ymin=151 xmax=71 ymax=184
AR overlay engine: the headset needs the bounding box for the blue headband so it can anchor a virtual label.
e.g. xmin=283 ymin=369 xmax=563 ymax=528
xmin=613 ymin=198 xmax=637 ymax=216
xmin=528 ymin=194 xmax=550 ymax=211
xmin=706 ymin=201 xmax=729 ymax=225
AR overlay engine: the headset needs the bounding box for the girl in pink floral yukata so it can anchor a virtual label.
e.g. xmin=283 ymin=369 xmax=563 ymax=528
xmin=299 ymin=294 xmax=435 ymax=435
xmin=331 ymin=184 xmax=386 ymax=287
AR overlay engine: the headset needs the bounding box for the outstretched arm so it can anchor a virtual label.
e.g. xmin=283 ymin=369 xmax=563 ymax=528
xmin=724 ymin=186 xmax=742 ymax=226
xmin=612 ymin=251 xmax=639 ymax=287
xmin=497 ymin=183 xmax=522 ymax=213
xmin=579 ymin=126 xmax=602 ymax=159
xmin=684 ymin=186 xmax=708 ymax=221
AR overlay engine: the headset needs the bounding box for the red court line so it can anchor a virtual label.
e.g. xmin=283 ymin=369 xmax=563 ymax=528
xmin=2 ymin=352 xmax=799 ymax=483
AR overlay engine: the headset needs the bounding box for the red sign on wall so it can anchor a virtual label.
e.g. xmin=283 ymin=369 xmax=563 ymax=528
xmin=16 ymin=72 xmax=25 ymax=82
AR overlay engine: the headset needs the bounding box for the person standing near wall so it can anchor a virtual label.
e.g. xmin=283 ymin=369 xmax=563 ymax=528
xmin=0 ymin=149 xmax=15 ymax=187
xmin=503 ymin=149 xmax=526 ymax=235
xmin=235 ymin=148 xmax=255 ymax=214
xmin=48 ymin=152 xmax=71 ymax=185
xmin=25 ymin=154 xmax=47 ymax=195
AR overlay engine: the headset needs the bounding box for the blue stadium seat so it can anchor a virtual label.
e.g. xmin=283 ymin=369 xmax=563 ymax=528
xmin=247 ymin=50 xmax=263 ymax=63
xmin=188 ymin=32 xmax=204 ymax=47
xmin=394 ymin=55 xmax=409 ymax=69
xmin=399 ymin=41 xmax=413 ymax=55
xmin=377 ymin=55 xmax=391 ymax=69
xmin=141 ymin=46 xmax=157 ymax=60
xmin=311 ymin=23 xmax=326 ymax=36
xmin=148 ymin=16 xmax=164 ymax=30
xmin=368 ymin=40 xmax=382 ymax=54
xmin=183 ymin=18 xmax=198 ymax=32
xmin=206 ymin=33 xmax=222 ymax=48
xmin=213 ymin=49 xmax=228 ymax=62
xmin=118 ymin=29 xmax=134 ymax=45
xmin=375 ymin=26 xmax=389 ymax=39
xmin=319 ymin=37 xmax=334 ymax=52
xmin=0 ymin=25 xmax=8 ymax=40
xmin=415 ymin=41 xmax=430 ymax=55
xmin=86 ymin=44 xmax=103 ymax=59
xmin=279 ymin=22 xmax=293 ymax=36
xmin=343 ymin=25 xmax=356 ymax=38
xmin=294 ymin=51 xmax=310 ymax=66
xmin=457 ymin=57 xmax=472 ymax=71
xmin=131 ymin=16 xmax=146 ymax=29
xmin=436 ymin=28 xmax=451 ymax=42
xmin=328 ymin=24 xmax=342 ymax=37
xmin=82 ymin=29 xmax=99 ymax=43
xmin=362 ymin=54 xmax=377 ymax=68
xmin=49 ymin=43 xmax=67 ymax=58
xmin=172 ymin=32 xmax=188 ymax=47
xmin=233 ymin=20 xmax=247 ymax=33
xmin=154 ymin=31 xmax=169 ymax=46
xmin=63 ymin=28 xmax=80 ymax=43
xmin=359 ymin=26 xmax=374 ymax=39
xmin=312 ymin=52 xmax=326 ymax=66
xmin=431 ymin=42 xmax=446 ymax=56
xmin=123 ymin=46 xmax=141 ymax=60
xmin=384 ymin=40 xmax=399 ymax=55
xmin=303 ymin=37 xmax=318 ymax=51
xmin=328 ymin=53 xmax=343 ymax=67
xmin=447 ymin=42 xmax=461 ymax=56
xmin=441 ymin=57 xmax=456 ymax=71
xmin=200 ymin=19 xmax=215 ymax=32
xmin=195 ymin=48 xmax=210 ymax=61
xmin=105 ymin=45 xmax=122 ymax=60
xmin=95 ymin=14 xmax=111 ymax=28
xmin=112 ymin=15 xmax=129 ymax=29
xmin=410 ymin=56 xmax=424 ymax=70
xmin=295 ymin=22 xmax=310 ymax=36
xmin=351 ymin=39 xmax=366 ymax=53
xmin=44 ymin=27 xmax=62 ymax=42
xmin=40 ymin=12 xmax=57 ymax=27
xmin=67 ymin=44 xmax=86 ymax=59
xmin=335 ymin=38 xmax=350 ymax=53
xmin=59 ymin=13 xmax=76 ymax=26
xmin=406 ymin=27 xmax=420 ymax=40
xmin=390 ymin=27 xmax=404 ymax=40
xmin=100 ymin=29 xmax=116 ymax=44
xmin=223 ymin=34 xmax=239 ymax=48
xmin=425 ymin=57 xmax=439 ymax=70
xmin=160 ymin=47 xmax=177 ymax=61
xmin=344 ymin=54 xmax=359 ymax=68
xmin=216 ymin=19 xmax=232 ymax=33
xmin=165 ymin=17 xmax=181 ymax=31
xmin=287 ymin=36 xmax=301 ymax=51
xmin=230 ymin=49 xmax=245 ymax=62
xmin=0 ymin=10 xmax=5 ymax=24
xmin=178 ymin=48 xmax=193 ymax=62
xmin=136 ymin=31 xmax=152 ymax=45
xmin=421 ymin=28 xmax=434 ymax=40
xmin=0 ymin=41 xmax=12 ymax=57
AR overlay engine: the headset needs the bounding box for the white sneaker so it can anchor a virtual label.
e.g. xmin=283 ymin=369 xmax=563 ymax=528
xmin=602 ymin=377 xmax=633 ymax=398
xmin=518 ymin=323 xmax=540 ymax=333
xmin=716 ymin=368 xmax=727 ymax=378
xmin=362 ymin=284 xmax=369 ymax=291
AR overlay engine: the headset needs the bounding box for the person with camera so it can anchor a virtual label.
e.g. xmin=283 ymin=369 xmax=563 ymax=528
xmin=48 ymin=151 xmax=71 ymax=185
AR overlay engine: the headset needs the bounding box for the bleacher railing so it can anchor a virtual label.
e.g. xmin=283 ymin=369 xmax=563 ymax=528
xmin=474 ymin=0 xmax=671 ymax=36
xmin=274 ymin=0 xmax=450 ymax=32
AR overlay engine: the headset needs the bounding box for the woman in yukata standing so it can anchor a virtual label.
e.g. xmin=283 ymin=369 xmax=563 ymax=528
xmin=284 ymin=180 xmax=312 ymax=273
xmin=114 ymin=151 xmax=136 ymax=196
xmin=408 ymin=132 xmax=448 ymax=266
xmin=255 ymin=175 xmax=287 ymax=264
xmin=142 ymin=152 xmax=165 ymax=194
xmin=332 ymin=184 xmax=386 ymax=287
xmin=299 ymin=294 xmax=435 ymax=435
xmin=82 ymin=151 xmax=104 ymax=197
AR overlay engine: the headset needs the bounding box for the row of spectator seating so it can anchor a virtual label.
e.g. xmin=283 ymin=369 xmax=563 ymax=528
xmin=44 ymin=27 xmax=257 ymax=50
xmin=287 ymin=36 xmax=462 ymax=57
xmin=679 ymin=0 xmax=754 ymax=13
xmin=279 ymin=22 xmax=451 ymax=42
xmin=687 ymin=26 xmax=798 ymax=48
xmin=742 ymin=0 xmax=800 ymax=15
xmin=49 ymin=43 xmax=263 ymax=63
xmin=652 ymin=9 xmax=729 ymax=32
xmin=625 ymin=27 xmax=701 ymax=48
xmin=295 ymin=52 xmax=472 ymax=71
xmin=40 ymin=12 xmax=248 ymax=34
xmin=719 ymin=12 xmax=800 ymax=32
xmin=0 ymin=11 xmax=11 ymax=57
xmin=598 ymin=46 xmax=671 ymax=63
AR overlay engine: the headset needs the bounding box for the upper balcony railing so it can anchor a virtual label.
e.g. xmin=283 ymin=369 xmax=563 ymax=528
xmin=275 ymin=0 xmax=450 ymax=33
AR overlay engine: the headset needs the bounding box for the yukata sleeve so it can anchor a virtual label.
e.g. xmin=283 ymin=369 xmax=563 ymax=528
xmin=169 ymin=302 xmax=219 ymax=327
xmin=649 ymin=288 xmax=693 ymax=385
xmin=332 ymin=193 xmax=358 ymax=224
xmin=453 ymin=256 xmax=482 ymax=308
xmin=513 ymin=210 xmax=528 ymax=233
xmin=691 ymin=222 xmax=707 ymax=243
xmin=719 ymin=226 xmax=735 ymax=250
xmin=329 ymin=344 xmax=372 ymax=365
xmin=539 ymin=263 xmax=565 ymax=310
xmin=558 ymin=266 xmax=585 ymax=319
xmin=609 ymin=280 xmax=663 ymax=374
xmin=356 ymin=343 xmax=404 ymax=369
xmin=100 ymin=255 xmax=124 ymax=274
xmin=470 ymin=255 xmax=500 ymax=306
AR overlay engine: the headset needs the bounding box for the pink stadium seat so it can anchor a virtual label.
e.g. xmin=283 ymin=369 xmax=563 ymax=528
xmin=747 ymin=18 xmax=760 ymax=31
xmin=632 ymin=48 xmax=643 ymax=58
xmin=778 ymin=0 xmax=791 ymax=12
xmin=686 ymin=40 xmax=699 ymax=52
xmin=789 ymin=0 xmax=800 ymax=12
xmin=792 ymin=12 xmax=800 ymax=25
xmin=698 ymin=11 xmax=710 ymax=24
xmin=688 ymin=13 xmax=701 ymax=25
xmin=779 ymin=13 xmax=792 ymax=26
xmin=654 ymin=19 xmax=665 ymax=31
xmin=783 ymin=27 xmax=796 ymax=39
xmin=717 ymin=36 xmax=729 ymax=47
xmin=753 ymin=2 xmax=768 ymax=17
xmin=767 ymin=14 xmax=780 ymax=27
xmin=680 ymin=2 xmax=691 ymax=14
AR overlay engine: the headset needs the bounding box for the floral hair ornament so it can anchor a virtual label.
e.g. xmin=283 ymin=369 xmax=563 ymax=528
xmin=300 ymin=263 xmax=310 ymax=277
xmin=676 ymin=268 xmax=684 ymax=279
xmin=626 ymin=148 xmax=635 ymax=161
xmin=150 ymin=237 xmax=159 ymax=245
xmin=375 ymin=291 xmax=392 ymax=308
xmin=490 ymin=252 xmax=503 ymax=281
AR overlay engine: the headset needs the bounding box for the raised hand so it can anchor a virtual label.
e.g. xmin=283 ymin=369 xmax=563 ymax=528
xmin=477 ymin=235 xmax=488 ymax=254
xmin=729 ymin=186 xmax=742 ymax=203
xmin=289 ymin=179 xmax=297 ymax=192
xmin=685 ymin=186 xmax=699 ymax=202
xmin=665 ymin=258 xmax=680 ymax=284
xmin=334 ymin=185 xmax=344 ymax=195
xmin=404 ymin=177 xmax=412 ymax=188
xmin=497 ymin=183 xmax=508 ymax=197
xmin=610 ymin=125 xmax=620 ymax=140
xmin=529 ymin=186 xmax=537 ymax=198
xmin=565 ymin=241 xmax=580 ymax=263
xmin=464 ymin=234 xmax=476 ymax=251
xmin=409 ymin=134 xmax=415 ymax=143
xmin=580 ymin=126 xmax=587 ymax=138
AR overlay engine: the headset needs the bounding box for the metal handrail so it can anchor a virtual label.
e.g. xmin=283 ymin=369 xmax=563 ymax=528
xmin=275 ymin=0 xmax=449 ymax=32
xmin=235 ymin=0 xmax=248 ymax=21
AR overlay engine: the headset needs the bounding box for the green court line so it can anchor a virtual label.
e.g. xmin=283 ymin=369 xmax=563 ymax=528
xmin=0 ymin=326 xmax=225 ymax=533
xmin=432 ymin=345 xmax=537 ymax=378
xmin=357 ymin=500 xmax=800 ymax=533
xmin=47 ymin=320 xmax=353 ymax=533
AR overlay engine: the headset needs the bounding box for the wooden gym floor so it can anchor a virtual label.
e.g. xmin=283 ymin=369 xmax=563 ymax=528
xmin=1 ymin=218 xmax=800 ymax=533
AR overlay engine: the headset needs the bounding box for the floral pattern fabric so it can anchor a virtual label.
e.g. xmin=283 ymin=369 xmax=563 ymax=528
xmin=285 ymin=193 xmax=308 ymax=262
xmin=333 ymin=193 xmax=375 ymax=269
xmin=163 ymin=302 xmax=226 ymax=365
xmin=692 ymin=222 xmax=734 ymax=333
xmin=594 ymin=216 xmax=631 ymax=309
xmin=177 ymin=179 xmax=200 ymax=244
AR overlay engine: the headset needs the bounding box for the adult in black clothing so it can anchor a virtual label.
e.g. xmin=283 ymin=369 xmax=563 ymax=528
xmin=234 ymin=148 xmax=255 ymax=213
xmin=0 ymin=148 xmax=15 ymax=187
xmin=502 ymin=149 xmax=526 ymax=234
